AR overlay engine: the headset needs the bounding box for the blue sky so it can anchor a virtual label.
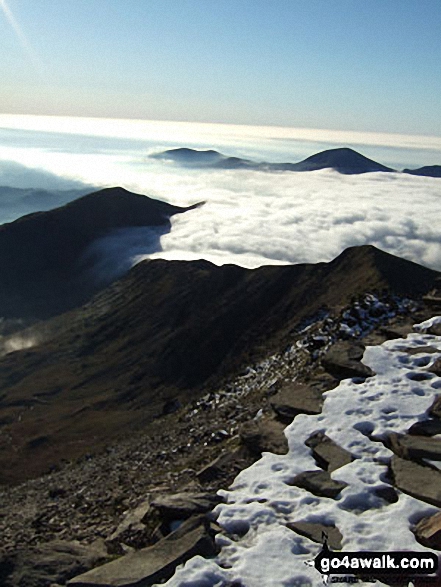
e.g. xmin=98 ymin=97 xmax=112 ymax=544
xmin=1 ymin=0 xmax=441 ymax=135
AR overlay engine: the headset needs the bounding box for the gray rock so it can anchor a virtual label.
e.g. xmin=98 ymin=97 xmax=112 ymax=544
xmin=408 ymin=419 xmax=441 ymax=437
xmin=239 ymin=418 xmax=288 ymax=456
xmin=386 ymin=432 xmax=441 ymax=462
xmin=305 ymin=432 xmax=353 ymax=472
xmin=288 ymin=470 xmax=348 ymax=499
xmin=270 ymin=384 xmax=323 ymax=424
xmin=413 ymin=511 xmax=441 ymax=549
xmin=429 ymin=395 xmax=441 ymax=419
xmin=196 ymin=448 xmax=246 ymax=483
xmin=287 ymin=521 xmax=343 ymax=550
xmin=429 ymin=358 xmax=441 ymax=377
xmin=322 ymin=342 xmax=375 ymax=380
xmin=68 ymin=517 xmax=217 ymax=587
xmin=105 ymin=500 xmax=151 ymax=554
xmin=150 ymin=492 xmax=222 ymax=521
xmin=0 ymin=540 xmax=108 ymax=587
xmin=391 ymin=456 xmax=441 ymax=507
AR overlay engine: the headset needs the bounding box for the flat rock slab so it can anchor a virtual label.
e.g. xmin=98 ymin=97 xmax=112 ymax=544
xmin=322 ymin=342 xmax=375 ymax=381
xmin=270 ymin=383 xmax=323 ymax=424
xmin=1 ymin=540 xmax=108 ymax=587
xmin=305 ymin=432 xmax=353 ymax=472
xmin=239 ymin=418 xmax=289 ymax=457
xmin=68 ymin=518 xmax=216 ymax=587
xmin=196 ymin=448 xmax=248 ymax=484
xmin=150 ymin=492 xmax=221 ymax=521
xmin=289 ymin=470 xmax=348 ymax=499
xmin=386 ymin=432 xmax=441 ymax=462
xmin=287 ymin=521 xmax=343 ymax=550
xmin=391 ymin=456 xmax=441 ymax=507
xmin=408 ymin=419 xmax=441 ymax=437
xmin=413 ymin=511 xmax=441 ymax=550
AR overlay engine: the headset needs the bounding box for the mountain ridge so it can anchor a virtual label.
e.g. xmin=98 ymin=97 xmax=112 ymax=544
xmin=152 ymin=146 xmax=440 ymax=176
xmin=0 ymin=244 xmax=438 ymax=485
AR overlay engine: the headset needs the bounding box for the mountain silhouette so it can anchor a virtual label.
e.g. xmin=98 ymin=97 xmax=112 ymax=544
xmin=152 ymin=147 xmax=395 ymax=174
xmin=0 ymin=244 xmax=438 ymax=484
xmin=0 ymin=187 xmax=200 ymax=319
xmin=403 ymin=165 xmax=441 ymax=178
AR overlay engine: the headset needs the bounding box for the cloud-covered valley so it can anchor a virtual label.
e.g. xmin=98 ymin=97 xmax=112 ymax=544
xmin=140 ymin=166 xmax=441 ymax=271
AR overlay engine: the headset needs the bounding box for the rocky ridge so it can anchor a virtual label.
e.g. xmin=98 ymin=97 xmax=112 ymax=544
xmin=1 ymin=288 xmax=440 ymax=586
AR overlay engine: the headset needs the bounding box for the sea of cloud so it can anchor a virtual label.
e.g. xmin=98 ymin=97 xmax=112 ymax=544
xmin=0 ymin=115 xmax=440 ymax=272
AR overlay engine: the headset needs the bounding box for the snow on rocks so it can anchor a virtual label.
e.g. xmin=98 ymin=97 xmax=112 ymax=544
xmin=163 ymin=319 xmax=441 ymax=586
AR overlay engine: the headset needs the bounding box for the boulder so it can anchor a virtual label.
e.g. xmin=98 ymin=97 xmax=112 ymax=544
xmin=270 ymin=384 xmax=323 ymax=424
xmin=149 ymin=492 xmax=221 ymax=522
xmin=391 ymin=456 xmax=441 ymax=507
xmin=196 ymin=448 xmax=247 ymax=484
xmin=105 ymin=500 xmax=151 ymax=554
xmin=288 ymin=470 xmax=348 ymax=499
xmin=322 ymin=342 xmax=375 ymax=380
xmin=408 ymin=419 xmax=441 ymax=437
xmin=305 ymin=432 xmax=353 ymax=472
xmin=413 ymin=511 xmax=441 ymax=549
xmin=239 ymin=418 xmax=288 ymax=456
xmin=287 ymin=521 xmax=343 ymax=550
xmin=0 ymin=540 xmax=108 ymax=587
xmin=68 ymin=517 xmax=217 ymax=587
xmin=385 ymin=432 xmax=441 ymax=462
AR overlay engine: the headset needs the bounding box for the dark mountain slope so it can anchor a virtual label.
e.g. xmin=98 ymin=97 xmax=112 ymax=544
xmin=403 ymin=165 xmax=441 ymax=178
xmin=0 ymin=187 xmax=199 ymax=319
xmin=0 ymin=245 xmax=438 ymax=484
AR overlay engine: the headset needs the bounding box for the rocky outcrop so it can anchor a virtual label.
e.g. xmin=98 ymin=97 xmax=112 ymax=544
xmin=0 ymin=540 xmax=108 ymax=587
xmin=239 ymin=419 xmax=288 ymax=456
xmin=270 ymin=383 xmax=323 ymax=423
xmin=321 ymin=341 xmax=375 ymax=380
xmin=68 ymin=517 xmax=217 ymax=587
xmin=385 ymin=432 xmax=441 ymax=462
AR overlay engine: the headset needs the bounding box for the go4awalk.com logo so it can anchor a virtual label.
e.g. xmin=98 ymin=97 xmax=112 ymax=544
xmin=313 ymin=546 xmax=438 ymax=584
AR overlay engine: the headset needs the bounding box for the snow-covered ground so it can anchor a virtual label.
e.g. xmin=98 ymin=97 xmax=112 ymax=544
xmin=163 ymin=317 xmax=441 ymax=587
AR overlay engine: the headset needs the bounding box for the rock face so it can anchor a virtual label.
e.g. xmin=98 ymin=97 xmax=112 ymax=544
xmin=390 ymin=456 xmax=441 ymax=507
xmin=67 ymin=517 xmax=217 ymax=587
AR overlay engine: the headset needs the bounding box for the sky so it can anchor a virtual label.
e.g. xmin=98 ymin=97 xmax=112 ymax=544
xmin=1 ymin=0 xmax=441 ymax=135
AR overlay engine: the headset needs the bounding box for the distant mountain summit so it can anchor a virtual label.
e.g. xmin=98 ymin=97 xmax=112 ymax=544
xmin=152 ymin=146 xmax=396 ymax=174
xmin=291 ymin=147 xmax=394 ymax=174
xmin=0 ymin=187 xmax=200 ymax=319
xmin=403 ymin=165 xmax=441 ymax=178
